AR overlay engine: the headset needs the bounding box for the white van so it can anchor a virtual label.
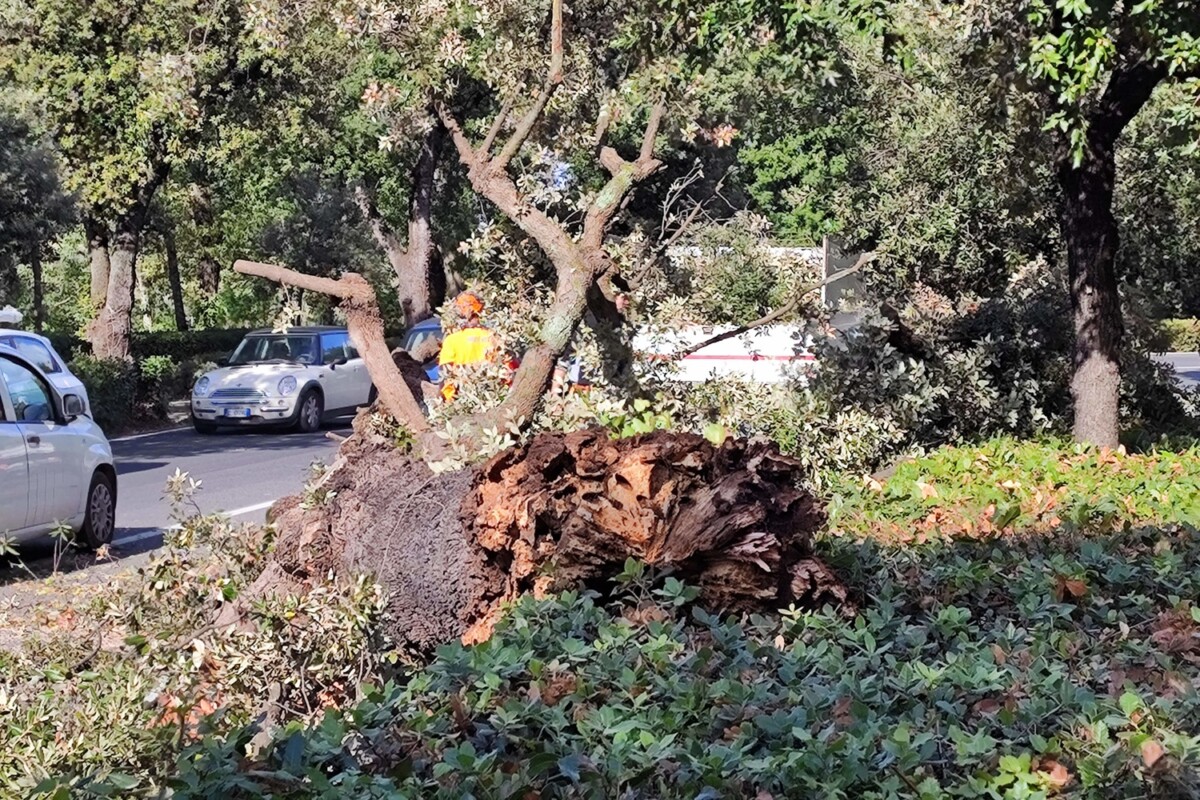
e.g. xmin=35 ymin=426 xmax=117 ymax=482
xmin=632 ymin=324 xmax=815 ymax=384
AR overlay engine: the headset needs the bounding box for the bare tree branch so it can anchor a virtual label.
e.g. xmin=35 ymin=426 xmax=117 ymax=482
xmin=437 ymin=105 xmax=480 ymax=169
xmin=673 ymin=253 xmax=875 ymax=359
xmin=493 ymin=0 xmax=564 ymax=170
xmin=479 ymin=99 xmax=512 ymax=158
xmin=639 ymin=98 xmax=666 ymax=164
xmin=233 ymin=260 xmax=432 ymax=435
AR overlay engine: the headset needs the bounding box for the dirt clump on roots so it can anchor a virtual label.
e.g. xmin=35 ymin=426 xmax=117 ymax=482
xmin=240 ymin=422 xmax=845 ymax=655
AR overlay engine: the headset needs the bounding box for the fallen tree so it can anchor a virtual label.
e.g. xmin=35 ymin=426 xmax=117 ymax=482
xmin=227 ymin=421 xmax=845 ymax=654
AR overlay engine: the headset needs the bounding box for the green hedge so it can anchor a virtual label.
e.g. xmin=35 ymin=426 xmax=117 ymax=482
xmin=44 ymin=329 xmax=249 ymax=363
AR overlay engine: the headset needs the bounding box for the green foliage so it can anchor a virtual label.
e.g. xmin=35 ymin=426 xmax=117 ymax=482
xmin=130 ymin=329 xmax=247 ymax=362
xmin=69 ymin=356 xmax=137 ymax=433
xmin=137 ymin=355 xmax=188 ymax=418
xmin=1 ymin=475 xmax=385 ymax=796
xmin=1153 ymin=319 xmax=1200 ymax=353
xmin=826 ymin=437 xmax=1200 ymax=541
xmin=595 ymin=396 xmax=675 ymax=439
xmin=168 ymin=526 xmax=1200 ymax=798
xmin=0 ymin=108 xmax=74 ymax=306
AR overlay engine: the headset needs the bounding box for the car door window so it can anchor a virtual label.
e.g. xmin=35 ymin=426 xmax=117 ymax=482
xmin=321 ymin=333 xmax=350 ymax=364
xmin=0 ymin=358 xmax=54 ymax=422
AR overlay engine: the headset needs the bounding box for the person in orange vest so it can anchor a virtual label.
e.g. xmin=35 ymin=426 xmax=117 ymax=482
xmin=438 ymin=291 xmax=500 ymax=402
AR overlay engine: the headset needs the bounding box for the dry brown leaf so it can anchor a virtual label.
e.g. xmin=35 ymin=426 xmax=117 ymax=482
xmin=991 ymin=644 xmax=1008 ymax=665
xmin=832 ymin=696 xmax=854 ymax=728
xmin=973 ymin=698 xmax=1001 ymax=716
xmin=1053 ymin=575 xmax=1088 ymax=602
xmin=1041 ymin=760 xmax=1072 ymax=790
xmin=1141 ymin=739 xmax=1165 ymax=769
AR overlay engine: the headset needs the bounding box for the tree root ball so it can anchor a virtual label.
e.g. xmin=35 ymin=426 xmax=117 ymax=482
xmin=250 ymin=426 xmax=846 ymax=655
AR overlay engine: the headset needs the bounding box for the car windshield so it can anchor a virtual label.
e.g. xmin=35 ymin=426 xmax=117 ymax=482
xmin=227 ymin=335 xmax=319 ymax=366
xmin=0 ymin=335 xmax=60 ymax=374
xmin=404 ymin=326 xmax=441 ymax=353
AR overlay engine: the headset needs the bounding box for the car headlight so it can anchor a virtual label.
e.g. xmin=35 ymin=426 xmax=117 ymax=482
xmin=278 ymin=375 xmax=298 ymax=396
xmin=193 ymin=376 xmax=211 ymax=398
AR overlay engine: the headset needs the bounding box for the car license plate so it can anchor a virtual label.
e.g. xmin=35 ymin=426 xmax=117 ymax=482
xmin=223 ymin=407 xmax=253 ymax=418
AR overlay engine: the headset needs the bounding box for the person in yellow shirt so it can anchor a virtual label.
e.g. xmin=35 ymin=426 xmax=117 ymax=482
xmin=438 ymin=292 xmax=499 ymax=402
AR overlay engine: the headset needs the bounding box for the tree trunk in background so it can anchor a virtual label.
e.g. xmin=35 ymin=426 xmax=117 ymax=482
xmin=89 ymin=218 xmax=140 ymax=360
xmin=1057 ymin=62 xmax=1164 ymax=448
xmin=399 ymin=119 xmax=446 ymax=325
xmin=84 ymin=217 xmax=110 ymax=314
xmin=354 ymin=120 xmax=447 ymax=329
xmin=191 ymin=183 xmax=222 ymax=298
xmin=29 ymin=241 xmax=43 ymax=332
xmin=1060 ymin=153 xmax=1122 ymax=448
xmin=162 ymin=222 xmax=189 ymax=331
xmin=198 ymin=256 xmax=221 ymax=296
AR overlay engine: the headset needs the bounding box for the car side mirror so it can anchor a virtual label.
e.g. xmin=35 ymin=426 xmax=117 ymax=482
xmin=328 ymin=356 xmax=348 ymax=369
xmin=62 ymin=394 xmax=85 ymax=419
xmin=217 ymin=356 xmax=229 ymax=367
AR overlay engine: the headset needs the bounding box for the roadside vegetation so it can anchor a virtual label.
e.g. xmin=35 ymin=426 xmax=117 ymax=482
xmin=4 ymin=0 xmax=1200 ymax=797
xmin=5 ymin=443 xmax=1200 ymax=798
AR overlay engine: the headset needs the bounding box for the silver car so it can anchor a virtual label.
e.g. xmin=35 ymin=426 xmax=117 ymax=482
xmin=0 ymin=345 xmax=116 ymax=549
xmin=0 ymin=330 xmax=91 ymax=415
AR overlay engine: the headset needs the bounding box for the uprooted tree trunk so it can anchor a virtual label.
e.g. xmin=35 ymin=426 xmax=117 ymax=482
xmin=225 ymin=424 xmax=846 ymax=653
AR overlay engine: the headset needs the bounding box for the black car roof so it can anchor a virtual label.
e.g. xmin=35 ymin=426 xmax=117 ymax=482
xmin=245 ymin=326 xmax=347 ymax=336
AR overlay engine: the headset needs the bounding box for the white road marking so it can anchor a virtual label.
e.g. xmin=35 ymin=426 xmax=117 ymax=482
xmin=110 ymin=426 xmax=189 ymax=443
xmin=113 ymin=499 xmax=277 ymax=546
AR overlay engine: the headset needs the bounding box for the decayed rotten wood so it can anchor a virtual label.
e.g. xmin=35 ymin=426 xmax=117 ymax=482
xmin=234 ymin=425 xmax=845 ymax=655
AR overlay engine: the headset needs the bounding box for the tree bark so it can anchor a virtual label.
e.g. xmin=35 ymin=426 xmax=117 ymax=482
xmin=190 ymin=183 xmax=222 ymax=297
xmin=354 ymin=120 xmax=447 ymax=329
xmin=29 ymin=240 xmax=43 ymax=332
xmin=401 ymin=119 xmax=446 ymax=325
xmin=1058 ymin=61 xmax=1165 ymax=447
xmin=89 ymin=218 xmax=140 ymax=360
xmin=84 ymin=217 xmax=110 ymax=314
xmin=162 ymin=219 xmax=189 ymax=331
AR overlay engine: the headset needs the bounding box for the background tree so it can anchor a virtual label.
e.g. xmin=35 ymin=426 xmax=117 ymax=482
xmin=0 ymin=0 xmax=262 ymax=357
xmin=0 ymin=109 xmax=74 ymax=325
xmin=948 ymin=0 xmax=1200 ymax=446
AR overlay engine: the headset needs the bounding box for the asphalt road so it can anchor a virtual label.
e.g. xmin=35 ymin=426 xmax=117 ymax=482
xmin=1155 ymin=351 xmax=1200 ymax=389
xmin=7 ymin=424 xmax=344 ymax=566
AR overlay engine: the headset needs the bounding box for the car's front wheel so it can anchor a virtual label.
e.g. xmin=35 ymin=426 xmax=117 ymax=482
xmin=294 ymin=390 xmax=323 ymax=433
xmin=192 ymin=417 xmax=217 ymax=435
xmin=78 ymin=471 xmax=116 ymax=549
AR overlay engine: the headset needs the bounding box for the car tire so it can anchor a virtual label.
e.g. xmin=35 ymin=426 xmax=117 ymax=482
xmin=192 ymin=418 xmax=217 ymax=435
xmin=294 ymin=390 xmax=323 ymax=433
xmin=367 ymin=385 xmax=378 ymax=407
xmin=78 ymin=471 xmax=116 ymax=550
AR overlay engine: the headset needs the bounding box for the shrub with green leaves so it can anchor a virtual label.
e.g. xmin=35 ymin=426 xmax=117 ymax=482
xmin=69 ymin=355 xmax=137 ymax=433
xmin=163 ymin=528 xmax=1200 ymax=799
xmin=1153 ymin=319 xmax=1200 ymax=353
xmin=826 ymin=437 xmax=1200 ymax=541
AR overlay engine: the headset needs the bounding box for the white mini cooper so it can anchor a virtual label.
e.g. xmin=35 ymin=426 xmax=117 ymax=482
xmin=190 ymin=327 xmax=374 ymax=434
